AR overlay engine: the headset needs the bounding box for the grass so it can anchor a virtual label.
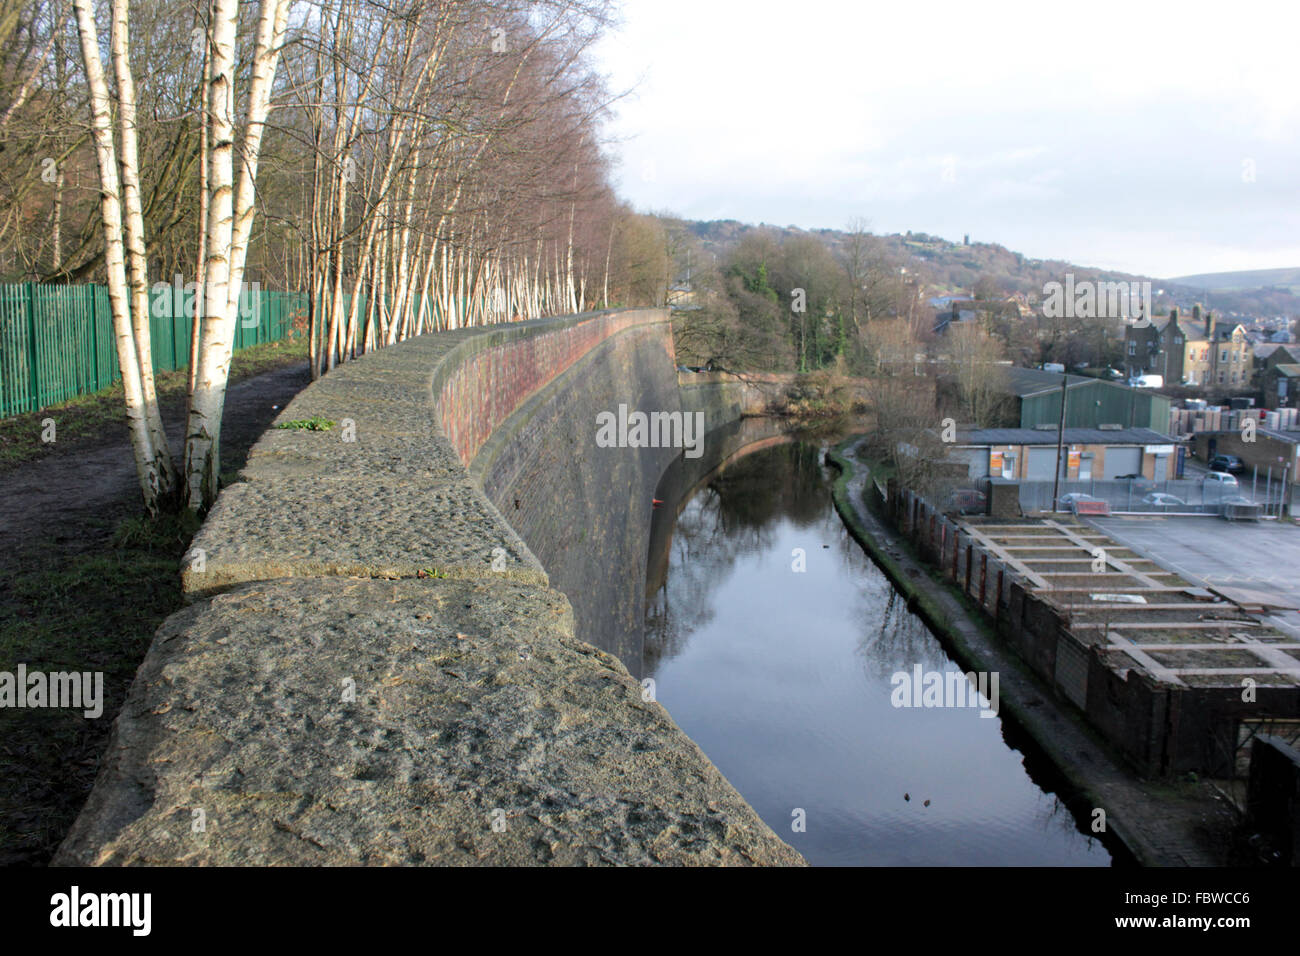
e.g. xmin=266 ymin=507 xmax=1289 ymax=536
xmin=0 ymin=335 xmax=308 ymax=473
xmin=0 ymin=512 xmax=195 ymax=864
xmin=275 ymin=415 xmax=334 ymax=431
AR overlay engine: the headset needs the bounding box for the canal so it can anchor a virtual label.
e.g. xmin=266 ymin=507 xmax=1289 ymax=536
xmin=644 ymin=438 xmax=1115 ymax=866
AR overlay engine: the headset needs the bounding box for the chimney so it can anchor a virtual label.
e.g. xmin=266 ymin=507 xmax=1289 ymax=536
xmin=1207 ymin=311 xmax=1216 ymax=342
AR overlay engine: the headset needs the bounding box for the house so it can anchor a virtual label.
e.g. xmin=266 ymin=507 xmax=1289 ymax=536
xmin=666 ymin=280 xmax=695 ymax=310
xmin=932 ymin=298 xmax=1020 ymax=335
xmin=950 ymin=427 xmax=1179 ymax=482
xmin=1124 ymin=305 xmax=1253 ymax=388
xmin=1263 ymin=364 xmax=1300 ymax=409
xmin=1254 ymin=343 xmax=1299 ymax=365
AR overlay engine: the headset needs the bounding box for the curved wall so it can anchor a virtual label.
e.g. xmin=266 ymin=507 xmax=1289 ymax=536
xmin=55 ymin=309 xmax=803 ymax=867
xmin=472 ymin=320 xmax=681 ymax=672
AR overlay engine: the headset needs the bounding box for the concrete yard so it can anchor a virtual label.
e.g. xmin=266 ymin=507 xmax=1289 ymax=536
xmin=1085 ymin=515 xmax=1300 ymax=635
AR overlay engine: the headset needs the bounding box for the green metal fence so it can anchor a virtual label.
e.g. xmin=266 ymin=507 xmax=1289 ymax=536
xmin=0 ymin=283 xmax=306 ymax=419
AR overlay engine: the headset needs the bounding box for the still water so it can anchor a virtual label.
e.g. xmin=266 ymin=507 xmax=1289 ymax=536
xmin=644 ymin=439 xmax=1113 ymax=866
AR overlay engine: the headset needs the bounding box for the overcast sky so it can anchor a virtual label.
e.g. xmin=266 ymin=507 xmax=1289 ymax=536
xmin=592 ymin=0 xmax=1300 ymax=279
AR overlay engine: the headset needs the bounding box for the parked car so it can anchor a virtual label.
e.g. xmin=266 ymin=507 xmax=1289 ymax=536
xmin=944 ymin=489 xmax=987 ymax=515
xmin=1057 ymin=493 xmax=1099 ymax=513
xmin=1208 ymin=454 xmax=1246 ymax=475
xmin=1141 ymin=493 xmax=1186 ymax=508
xmin=1202 ymin=471 xmax=1239 ymax=498
xmin=1115 ymin=474 xmax=1156 ymax=493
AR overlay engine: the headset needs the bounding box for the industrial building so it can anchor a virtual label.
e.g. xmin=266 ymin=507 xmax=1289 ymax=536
xmin=952 ymin=427 xmax=1178 ymax=481
xmin=995 ymin=367 xmax=1171 ymax=432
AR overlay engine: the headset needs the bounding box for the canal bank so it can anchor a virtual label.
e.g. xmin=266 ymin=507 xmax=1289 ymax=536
xmin=826 ymin=435 xmax=1236 ymax=866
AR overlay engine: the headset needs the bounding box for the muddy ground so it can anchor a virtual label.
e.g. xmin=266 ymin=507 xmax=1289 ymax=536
xmin=0 ymin=362 xmax=311 ymax=865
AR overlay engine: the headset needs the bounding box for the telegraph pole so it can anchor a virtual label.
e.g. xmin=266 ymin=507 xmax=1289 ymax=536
xmin=1052 ymin=377 xmax=1068 ymax=512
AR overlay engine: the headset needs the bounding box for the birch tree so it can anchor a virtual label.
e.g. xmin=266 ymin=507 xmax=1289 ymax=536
xmin=183 ymin=0 xmax=290 ymax=513
xmin=110 ymin=0 xmax=175 ymax=496
xmin=71 ymin=0 xmax=173 ymax=510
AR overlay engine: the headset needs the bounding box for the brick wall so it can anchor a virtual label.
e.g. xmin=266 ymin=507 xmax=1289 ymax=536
xmin=436 ymin=309 xmax=667 ymax=466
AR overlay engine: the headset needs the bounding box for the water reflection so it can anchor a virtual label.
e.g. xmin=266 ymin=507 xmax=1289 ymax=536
xmin=644 ymin=441 xmax=1115 ymax=866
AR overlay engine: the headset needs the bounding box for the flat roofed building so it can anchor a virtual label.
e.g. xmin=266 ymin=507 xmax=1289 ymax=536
xmin=950 ymin=426 xmax=1178 ymax=482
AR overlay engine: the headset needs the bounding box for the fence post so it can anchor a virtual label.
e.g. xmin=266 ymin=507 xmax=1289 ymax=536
xmin=980 ymin=551 xmax=988 ymax=608
xmin=171 ymin=285 xmax=182 ymax=371
xmin=85 ymin=284 xmax=99 ymax=392
xmin=965 ymin=542 xmax=973 ymax=595
xmin=24 ymin=282 xmax=40 ymax=412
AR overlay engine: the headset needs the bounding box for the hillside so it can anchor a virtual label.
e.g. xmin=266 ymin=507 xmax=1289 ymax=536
xmin=1167 ymin=267 xmax=1300 ymax=292
xmin=679 ymin=219 xmax=1300 ymax=323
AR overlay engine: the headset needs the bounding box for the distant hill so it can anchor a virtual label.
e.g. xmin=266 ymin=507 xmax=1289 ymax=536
xmin=1166 ymin=267 xmax=1300 ymax=292
xmin=677 ymin=218 xmax=1300 ymax=323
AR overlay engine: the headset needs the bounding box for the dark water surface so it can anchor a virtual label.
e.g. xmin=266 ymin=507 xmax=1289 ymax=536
xmin=644 ymin=440 xmax=1114 ymax=866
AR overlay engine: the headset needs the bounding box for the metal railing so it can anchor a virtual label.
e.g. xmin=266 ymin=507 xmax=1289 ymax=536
xmin=1008 ymin=475 xmax=1289 ymax=516
xmin=0 ymin=283 xmax=306 ymax=419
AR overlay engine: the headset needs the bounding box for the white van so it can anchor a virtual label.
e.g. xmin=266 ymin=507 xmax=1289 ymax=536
xmin=1128 ymin=374 xmax=1164 ymax=388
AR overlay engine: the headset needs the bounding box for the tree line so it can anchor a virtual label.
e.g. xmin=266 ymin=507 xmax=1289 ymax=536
xmin=1 ymin=0 xmax=674 ymax=515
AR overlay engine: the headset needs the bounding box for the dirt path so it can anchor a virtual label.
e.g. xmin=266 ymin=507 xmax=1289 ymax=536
xmin=0 ymin=363 xmax=311 ymax=556
xmin=0 ymin=362 xmax=310 ymax=866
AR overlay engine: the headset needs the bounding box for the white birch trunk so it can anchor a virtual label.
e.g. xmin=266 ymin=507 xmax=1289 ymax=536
xmin=72 ymin=0 xmax=165 ymax=511
xmin=181 ymin=0 xmax=237 ymax=512
xmin=111 ymin=0 xmax=176 ymax=496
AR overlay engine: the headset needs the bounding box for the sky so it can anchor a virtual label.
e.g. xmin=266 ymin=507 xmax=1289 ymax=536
xmin=592 ymin=0 xmax=1300 ymax=279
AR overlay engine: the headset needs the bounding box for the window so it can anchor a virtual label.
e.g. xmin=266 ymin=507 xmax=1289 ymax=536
xmin=1174 ymin=335 xmax=1183 ymax=345
xmin=1218 ymin=371 xmax=1225 ymax=384
xmin=1221 ymin=349 xmax=1228 ymax=363
xmin=1128 ymin=341 xmax=1136 ymax=355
